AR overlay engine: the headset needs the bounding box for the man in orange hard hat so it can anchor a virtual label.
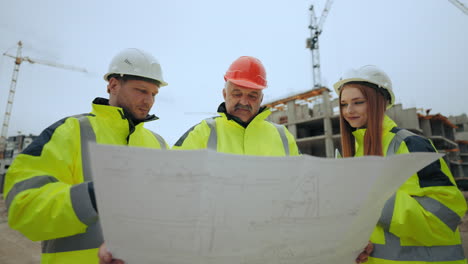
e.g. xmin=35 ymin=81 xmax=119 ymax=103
xmin=173 ymin=56 xmax=300 ymax=156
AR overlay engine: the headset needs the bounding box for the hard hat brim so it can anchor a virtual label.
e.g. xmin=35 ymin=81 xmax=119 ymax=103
xmin=227 ymin=78 xmax=267 ymax=90
xmin=333 ymin=77 xmax=395 ymax=109
xmin=333 ymin=78 xmax=371 ymax=95
xmin=103 ymin=72 xmax=168 ymax=87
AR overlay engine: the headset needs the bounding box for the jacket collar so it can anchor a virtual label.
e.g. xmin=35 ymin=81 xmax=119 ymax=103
xmin=352 ymin=115 xmax=397 ymax=146
xmin=92 ymin=97 xmax=159 ymax=124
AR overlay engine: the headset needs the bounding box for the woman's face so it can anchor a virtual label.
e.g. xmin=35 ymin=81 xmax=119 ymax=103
xmin=340 ymin=85 xmax=368 ymax=128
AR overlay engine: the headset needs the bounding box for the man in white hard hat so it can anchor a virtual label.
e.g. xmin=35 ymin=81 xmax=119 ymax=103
xmin=3 ymin=48 xmax=168 ymax=264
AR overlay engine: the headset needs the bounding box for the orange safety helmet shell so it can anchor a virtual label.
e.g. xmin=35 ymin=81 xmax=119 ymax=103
xmin=224 ymin=56 xmax=267 ymax=90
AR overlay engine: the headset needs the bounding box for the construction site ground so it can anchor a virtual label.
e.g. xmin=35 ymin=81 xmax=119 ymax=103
xmin=2 ymin=193 xmax=468 ymax=263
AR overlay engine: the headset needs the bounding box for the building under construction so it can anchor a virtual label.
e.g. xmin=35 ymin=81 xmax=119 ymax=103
xmin=264 ymin=87 xmax=468 ymax=187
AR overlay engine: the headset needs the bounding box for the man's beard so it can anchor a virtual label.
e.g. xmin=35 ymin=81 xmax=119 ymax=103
xmin=122 ymin=107 xmax=146 ymax=123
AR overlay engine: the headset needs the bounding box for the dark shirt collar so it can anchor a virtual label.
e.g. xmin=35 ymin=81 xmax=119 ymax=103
xmin=217 ymin=102 xmax=266 ymax=128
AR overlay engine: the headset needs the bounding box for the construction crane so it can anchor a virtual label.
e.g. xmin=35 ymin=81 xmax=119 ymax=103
xmin=305 ymin=1 xmax=335 ymax=158
xmin=0 ymin=41 xmax=87 ymax=158
xmin=448 ymin=0 xmax=468 ymax=15
xmin=306 ymin=0 xmax=333 ymax=89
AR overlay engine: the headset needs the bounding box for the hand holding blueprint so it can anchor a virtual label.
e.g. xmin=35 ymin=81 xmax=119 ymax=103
xmin=89 ymin=145 xmax=442 ymax=264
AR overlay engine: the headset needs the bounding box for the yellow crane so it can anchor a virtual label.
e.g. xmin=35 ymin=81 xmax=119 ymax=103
xmin=0 ymin=41 xmax=87 ymax=158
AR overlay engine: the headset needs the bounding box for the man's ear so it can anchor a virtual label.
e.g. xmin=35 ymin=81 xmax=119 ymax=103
xmin=260 ymin=92 xmax=264 ymax=103
xmin=222 ymin=88 xmax=227 ymax=100
xmin=107 ymin=77 xmax=119 ymax=94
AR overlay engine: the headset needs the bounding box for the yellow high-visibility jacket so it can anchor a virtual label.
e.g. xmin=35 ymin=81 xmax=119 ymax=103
xmin=352 ymin=115 xmax=467 ymax=264
xmin=3 ymin=98 xmax=167 ymax=264
xmin=173 ymin=103 xmax=299 ymax=156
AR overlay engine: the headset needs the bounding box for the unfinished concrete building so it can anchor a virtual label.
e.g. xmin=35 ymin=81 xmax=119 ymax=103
xmin=265 ymin=88 xmax=467 ymax=185
xmin=266 ymin=88 xmax=339 ymax=158
xmin=450 ymin=114 xmax=468 ymax=185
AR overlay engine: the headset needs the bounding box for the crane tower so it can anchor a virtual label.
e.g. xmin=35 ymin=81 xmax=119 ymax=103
xmin=448 ymin=0 xmax=468 ymax=15
xmin=0 ymin=41 xmax=87 ymax=158
xmin=306 ymin=0 xmax=333 ymax=89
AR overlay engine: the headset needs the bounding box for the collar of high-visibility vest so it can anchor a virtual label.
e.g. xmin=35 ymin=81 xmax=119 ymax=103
xmin=92 ymin=97 xmax=159 ymax=124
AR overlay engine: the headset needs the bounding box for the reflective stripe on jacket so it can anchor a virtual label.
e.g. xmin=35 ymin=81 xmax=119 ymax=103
xmin=352 ymin=115 xmax=467 ymax=264
xmin=3 ymin=98 xmax=167 ymax=264
xmin=173 ymin=108 xmax=299 ymax=156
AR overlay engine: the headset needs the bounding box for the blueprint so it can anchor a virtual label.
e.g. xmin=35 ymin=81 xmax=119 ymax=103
xmin=89 ymin=145 xmax=442 ymax=264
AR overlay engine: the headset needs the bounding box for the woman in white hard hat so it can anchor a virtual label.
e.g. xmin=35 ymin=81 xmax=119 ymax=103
xmin=334 ymin=65 xmax=466 ymax=264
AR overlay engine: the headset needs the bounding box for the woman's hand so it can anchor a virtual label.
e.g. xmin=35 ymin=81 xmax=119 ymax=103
xmin=98 ymin=242 xmax=125 ymax=264
xmin=355 ymin=242 xmax=373 ymax=263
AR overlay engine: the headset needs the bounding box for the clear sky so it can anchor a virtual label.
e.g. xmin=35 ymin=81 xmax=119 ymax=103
xmin=0 ymin=0 xmax=467 ymax=145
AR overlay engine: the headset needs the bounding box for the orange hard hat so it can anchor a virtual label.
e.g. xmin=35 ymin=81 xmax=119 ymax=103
xmin=224 ymin=56 xmax=267 ymax=90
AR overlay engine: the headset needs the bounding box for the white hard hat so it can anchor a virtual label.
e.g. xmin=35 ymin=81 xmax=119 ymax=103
xmin=103 ymin=48 xmax=168 ymax=87
xmin=333 ymin=65 xmax=394 ymax=109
